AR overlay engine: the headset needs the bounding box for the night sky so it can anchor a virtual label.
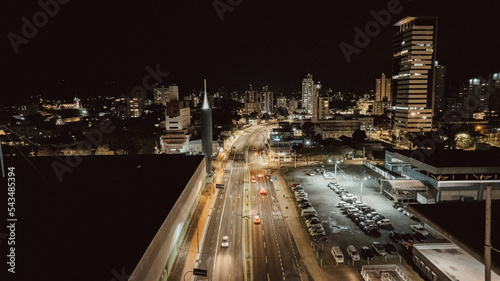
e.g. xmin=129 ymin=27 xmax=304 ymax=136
xmin=2 ymin=0 xmax=500 ymax=104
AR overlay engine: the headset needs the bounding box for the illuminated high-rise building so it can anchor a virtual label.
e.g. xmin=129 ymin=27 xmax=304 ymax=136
xmin=302 ymin=74 xmax=314 ymax=114
xmin=432 ymin=62 xmax=447 ymax=116
xmin=260 ymin=86 xmax=274 ymax=114
xmin=374 ymin=73 xmax=391 ymax=116
xmin=392 ymin=16 xmax=437 ymax=136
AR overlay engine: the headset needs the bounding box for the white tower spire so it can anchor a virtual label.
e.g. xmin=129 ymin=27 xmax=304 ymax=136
xmin=202 ymin=79 xmax=210 ymax=109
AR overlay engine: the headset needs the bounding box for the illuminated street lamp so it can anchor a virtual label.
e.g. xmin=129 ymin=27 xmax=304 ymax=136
xmin=360 ymin=177 xmax=369 ymax=201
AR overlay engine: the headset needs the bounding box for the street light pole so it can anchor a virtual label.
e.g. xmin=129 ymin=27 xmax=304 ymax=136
xmin=360 ymin=178 xmax=363 ymax=202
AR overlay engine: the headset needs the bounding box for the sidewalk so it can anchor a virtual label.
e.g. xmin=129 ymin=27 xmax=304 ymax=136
xmin=168 ymin=168 xmax=221 ymax=281
xmin=272 ymin=171 xmax=327 ymax=281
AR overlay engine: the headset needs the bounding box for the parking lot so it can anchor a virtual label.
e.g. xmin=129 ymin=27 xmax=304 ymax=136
xmin=283 ymin=163 xmax=441 ymax=279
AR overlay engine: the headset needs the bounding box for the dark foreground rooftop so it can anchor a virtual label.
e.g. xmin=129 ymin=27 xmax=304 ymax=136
xmin=393 ymin=149 xmax=500 ymax=168
xmin=0 ymin=154 xmax=204 ymax=281
xmin=409 ymin=200 xmax=500 ymax=275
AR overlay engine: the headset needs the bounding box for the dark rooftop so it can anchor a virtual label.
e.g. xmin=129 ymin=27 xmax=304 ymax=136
xmin=409 ymin=200 xmax=500 ymax=274
xmin=392 ymin=149 xmax=500 ymax=168
xmin=0 ymin=154 xmax=204 ymax=281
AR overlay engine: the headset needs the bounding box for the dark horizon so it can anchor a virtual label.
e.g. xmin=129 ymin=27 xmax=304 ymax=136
xmin=2 ymin=0 xmax=500 ymax=104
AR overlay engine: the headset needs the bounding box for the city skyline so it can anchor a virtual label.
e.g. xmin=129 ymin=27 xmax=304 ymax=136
xmin=2 ymin=1 xmax=500 ymax=104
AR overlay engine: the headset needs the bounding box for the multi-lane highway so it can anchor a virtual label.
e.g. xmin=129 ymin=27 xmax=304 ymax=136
xmin=197 ymin=124 xmax=305 ymax=281
xmin=249 ymin=127 xmax=304 ymax=281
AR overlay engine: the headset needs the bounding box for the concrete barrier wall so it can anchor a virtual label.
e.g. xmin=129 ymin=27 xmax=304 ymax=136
xmin=130 ymin=157 xmax=207 ymax=281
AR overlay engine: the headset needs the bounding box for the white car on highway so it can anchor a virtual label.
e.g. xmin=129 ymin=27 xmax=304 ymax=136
xmin=221 ymin=236 xmax=229 ymax=248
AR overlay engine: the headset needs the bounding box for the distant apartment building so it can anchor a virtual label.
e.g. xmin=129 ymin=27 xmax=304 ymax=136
xmin=288 ymin=97 xmax=299 ymax=114
xmin=432 ymin=62 xmax=446 ymax=116
xmin=311 ymin=83 xmax=329 ymax=122
xmin=260 ymin=86 xmax=274 ymax=114
xmin=244 ymin=85 xmax=260 ymax=114
xmin=467 ymin=77 xmax=490 ymax=117
xmin=392 ymin=16 xmax=437 ymax=137
xmin=160 ymin=87 xmax=192 ymax=153
xmin=276 ymin=95 xmax=287 ymax=109
xmin=491 ymin=73 xmax=500 ymax=118
xmin=373 ymin=73 xmax=391 ymax=116
xmin=153 ymin=85 xmax=179 ymax=106
xmin=302 ymin=74 xmax=314 ymax=114
xmin=127 ymin=95 xmax=145 ymax=118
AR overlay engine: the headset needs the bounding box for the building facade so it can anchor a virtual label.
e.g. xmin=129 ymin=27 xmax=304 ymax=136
xmin=385 ymin=150 xmax=500 ymax=202
xmin=302 ymin=74 xmax=314 ymax=114
xmin=392 ymin=17 xmax=437 ymax=137
xmin=317 ymin=116 xmax=374 ymax=139
xmin=373 ymin=73 xmax=391 ymax=116
xmin=260 ymin=86 xmax=274 ymax=114
xmin=432 ymin=62 xmax=446 ymax=116
xmin=154 ymin=85 xmax=179 ymax=106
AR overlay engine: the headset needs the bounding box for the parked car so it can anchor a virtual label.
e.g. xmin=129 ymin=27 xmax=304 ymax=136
xmin=410 ymin=225 xmax=429 ymax=236
xmin=362 ymin=207 xmax=376 ymax=214
xmin=310 ymin=232 xmax=327 ymax=241
xmin=347 ymin=245 xmax=360 ymax=261
xmin=354 ymin=215 xmax=368 ymax=225
xmin=296 ymin=195 xmax=308 ymax=202
xmin=297 ymin=196 xmax=309 ymax=204
xmin=294 ymin=190 xmax=307 ymax=197
xmin=350 ymin=212 xmax=364 ymax=221
xmin=384 ymin=243 xmax=398 ymax=255
xmin=291 ymin=185 xmax=303 ymax=191
xmin=377 ymin=219 xmax=392 ymax=227
xmin=372 ymin=242 xmax=387 ymax=256
xmin=345 ymin=207 xmax=360 ymax=216
xmin=309 ymin=224 xmax=324 ymax=233
xmin=392 ymin=202 xmax=404 ymax=209
xmin=342 ymin=193 xmax=357 ymax=201
xmin=309 ymin=227 xmax=326 ymax=236
xmin=361 ymin=246 xmax=375 ymax=260
xmin=331 ymin=246 xmax=344 ymax=263
xmin=362 ymin=225 xmax=379 ymax=234
xmin=299 ymin=202 xmax=312 ymax=209
xmin=401 ymin=232 xmax=414 ymax=243
xmin=412 ymin=231 xmax=427 ymax=242
xmin=305 ymin=217 xmax=321 ymax=228
xmin=359 ymin=220 xmax=376 ymax=229
xmin=371 ymin=215 xmax=386 ymax=222
xmin=389 ymin=231 xmax=403 ymax=243
xmin=403 ymin=210 xmax=417 ymax=219
xmin=337 ymin=201 xmax=348 ymax=208
xmin=366 ymin=212 xmax=380 ymax=219
xmin=328 ymin=182 xmax=340 ymax=188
